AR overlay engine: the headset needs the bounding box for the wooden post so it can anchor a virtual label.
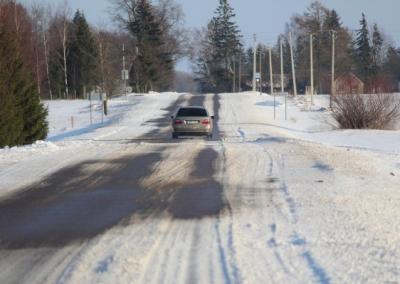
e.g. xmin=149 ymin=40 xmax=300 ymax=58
xmin=289 ymin=32 xmax=297 ymax=97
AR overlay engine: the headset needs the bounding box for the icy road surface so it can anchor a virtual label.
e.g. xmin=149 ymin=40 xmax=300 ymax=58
xmin=0 ymin=93 xmax=399 ymax=284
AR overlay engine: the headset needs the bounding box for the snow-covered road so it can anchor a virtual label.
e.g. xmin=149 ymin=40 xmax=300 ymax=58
xmin=0 ymin=93 xmax=399 ymax=284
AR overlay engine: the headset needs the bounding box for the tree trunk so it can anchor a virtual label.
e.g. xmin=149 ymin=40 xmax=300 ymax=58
xmin=43 ymin=30 xmax=52 ymax=100
xmin=13 ymin=0 xmax=19 ymax=33
xmin=63 ymin=19 xmax=69 ymax=99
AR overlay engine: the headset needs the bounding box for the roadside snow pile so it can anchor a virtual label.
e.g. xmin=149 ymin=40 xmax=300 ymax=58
xmin=0 ymin=141 xmax=58 ymax=155
xmin=223 ymin=92 xmax=400 ymax=154
xmin=0 ymin=141 xmax=61 ymax=167
xmin=45 ymin=96 xmax=135 ymax=140
xmin=292 ymin=94 xmax=400 ymax=153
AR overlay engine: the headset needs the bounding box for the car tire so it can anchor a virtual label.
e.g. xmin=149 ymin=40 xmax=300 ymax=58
xmin=172 ymin=133 xmax=178 ymax=139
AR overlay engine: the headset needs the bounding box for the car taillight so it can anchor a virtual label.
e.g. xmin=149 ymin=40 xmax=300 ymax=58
xmin=202 ymin=119 xmax=210 ymax=125
xmin=174 ymin=119 xmax=183 ymax=125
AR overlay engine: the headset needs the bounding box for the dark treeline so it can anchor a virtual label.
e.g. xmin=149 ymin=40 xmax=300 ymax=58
xmin=0 ymin=0 xmax=186 ymax=101
xmin=0 ymin=0 xmax=126 ymax=103
xmin=4 ymin=0 xmax=400 ymax=98
xmin=194 ymin=1 xmax=400 ymax=94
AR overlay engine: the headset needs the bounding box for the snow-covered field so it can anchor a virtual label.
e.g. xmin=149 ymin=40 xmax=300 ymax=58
xmin=0 ymin=92 xmax=399 ymax=284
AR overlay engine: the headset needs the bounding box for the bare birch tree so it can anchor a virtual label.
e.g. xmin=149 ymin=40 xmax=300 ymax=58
xmin=30 ymin=1 xmax=54 ymax=99
xmin=60 ymin=1 xmax=70 ymax=99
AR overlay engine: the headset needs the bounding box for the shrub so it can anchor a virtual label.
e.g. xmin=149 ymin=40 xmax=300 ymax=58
xmin=332 ymin=93 xmax=400 ymax=129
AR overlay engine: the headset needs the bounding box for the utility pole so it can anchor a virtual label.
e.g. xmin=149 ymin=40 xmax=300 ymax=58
xmin=281 ymin=38 xmax=287 ymax=120
xmin=253 ymin=34 xmax=257 ymax=92
xmin=269 ymin=47 xmax=275 ymax=120
xmin=233 ymin=59 xmax=236 ymax=93
xmin=99 ymin=41 xmax=107 ymax=117
xmin=62 ymin=18 xmax=69 ymax=99
xmin=89 ymin=92 xmax=93 ymax=125
xmin=135 ymin=46 xmax=140 ymax=93
xmin=330 ymin=30 xmax=336 ymax=109
xmin=289 ymin=32 xmax=297 ymax=97
xmin=259 ymin=50 xmax=262 ymax=95
xmin=238 ymin=53 xmax=242 ymax=92
xmin=122 ymin=44 xmax=128 ymax=100
xmin=42 ymin=21 xmax=52 ymax=100
xmin=310 ymin=33 xmax=314 ymax=104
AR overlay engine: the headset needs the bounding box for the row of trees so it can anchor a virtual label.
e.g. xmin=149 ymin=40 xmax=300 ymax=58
xmin=285 ymin=2 xmax=400 ymax=93
xmin=1 ymin=0 xmax=187 ymax=147
xmin=194 ymin=1 xmax=400 ymax=94
xmin=27 ymin=2 xmax=125 ymax=99
xmin=3 ymin=0 xmax=400 ymax=99
xmin=0 ymin=1 xmax=115 ymax=100
xmin=3 ymin=0 xmax=186 ymax=101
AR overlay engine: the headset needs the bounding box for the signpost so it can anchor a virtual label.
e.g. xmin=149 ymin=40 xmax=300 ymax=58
xmin=256 ymin=73 xmax=261 ymax=96
xmin=122 ymin=69 xmax=129 ymax=80
xmin=121 ymin=69 xmax=129 ymax=99
xmin=122 ymin=44 xmax=128 ymax=100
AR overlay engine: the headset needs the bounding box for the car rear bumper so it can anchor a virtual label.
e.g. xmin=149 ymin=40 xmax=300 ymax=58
xmin=173 ymin=131 xmax=212 ymax=137
xmin=173 ymin=125 xmax=212 ymax=133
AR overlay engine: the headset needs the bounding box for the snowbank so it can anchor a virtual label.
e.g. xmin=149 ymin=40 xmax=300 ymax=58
xmin=239 ymin=92 xmax=400 ymax=154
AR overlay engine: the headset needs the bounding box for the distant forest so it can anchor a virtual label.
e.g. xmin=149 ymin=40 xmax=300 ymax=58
xmin=1 ymin=0 xmax=400 ymax=98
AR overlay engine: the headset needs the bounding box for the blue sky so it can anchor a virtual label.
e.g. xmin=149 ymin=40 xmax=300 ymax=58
xmin=28 ymin=0 xmax=400 ymax=71
xmin=57 ymin=0 xmax=400 ymax=44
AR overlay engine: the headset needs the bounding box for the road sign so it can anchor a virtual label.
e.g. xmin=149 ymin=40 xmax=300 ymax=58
xmin=255 ymin=72 xmax=260 ymax=80
xmin=122 ymin=69 xmax=129 ymax=80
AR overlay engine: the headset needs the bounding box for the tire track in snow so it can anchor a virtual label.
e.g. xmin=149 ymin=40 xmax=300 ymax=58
xmin=271 ymin=150 xmax=331 ymax=284
xmin=213 ymin=143 xmax=243 ymax=284
xmin=186 ymin=222 xmax=202 ymax=284
xmin=214 ymin=218 xmax=242 ymax=284
xmin=263 ymin=148 xmax=298 ymax=280
xmin=137 ymin=147 xmax=226 ymax=283
xmin=219 ymin=94 xmax=322 ymax=282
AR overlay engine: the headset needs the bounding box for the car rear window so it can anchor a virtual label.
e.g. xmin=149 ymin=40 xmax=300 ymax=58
xmin=177 ymin=108 xmax=208 ymax=117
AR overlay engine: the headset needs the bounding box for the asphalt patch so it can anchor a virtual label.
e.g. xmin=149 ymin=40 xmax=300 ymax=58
xmin=169 ymin=148 xmax=226 ymax=219
xmin=312 ymin=162 xmax=334 ymax=172
xmin=0 ymin=152 xmax=163 ymax=249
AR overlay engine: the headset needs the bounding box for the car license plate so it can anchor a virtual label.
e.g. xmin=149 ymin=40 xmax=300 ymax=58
xmin=185 ymin=120 xmax=199 ymax=125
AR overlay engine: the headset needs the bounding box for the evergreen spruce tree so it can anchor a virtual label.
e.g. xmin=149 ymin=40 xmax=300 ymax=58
xmin=194 ymin=26 xmax=216 ymax=93
xmin=291 ymin=1 xmax=328 ymax=93
xmin=354 ymin=13 xmax=373 ymax=82
xmin=0 ymin=24 xmax=23 ymax=147
xmin=371 ymin=23 xmax=384 ymax=77
xmin=49 ymin=47 xmax=66 ymax=98
xmin=383 ymin=46 xmax=400 ymax=86
xmin=288 ymin=3 xmax=353 ymax=93
xmin=128 ymin=0 xmax=174 ymax=92
xmin=68 ymin=10 xmax=100 ymax=98
xmin=19 ymin=82 xmax=48 ymax=145
xmin=196 ymin=0 xmax=242 ymax=93
xmin=321 ymin=9 xmax=353 ymax=87
xmin=0 ymin=24 xmax=48 ymax=147
xmin=323 ymin=9 xmax=341 ymax=31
